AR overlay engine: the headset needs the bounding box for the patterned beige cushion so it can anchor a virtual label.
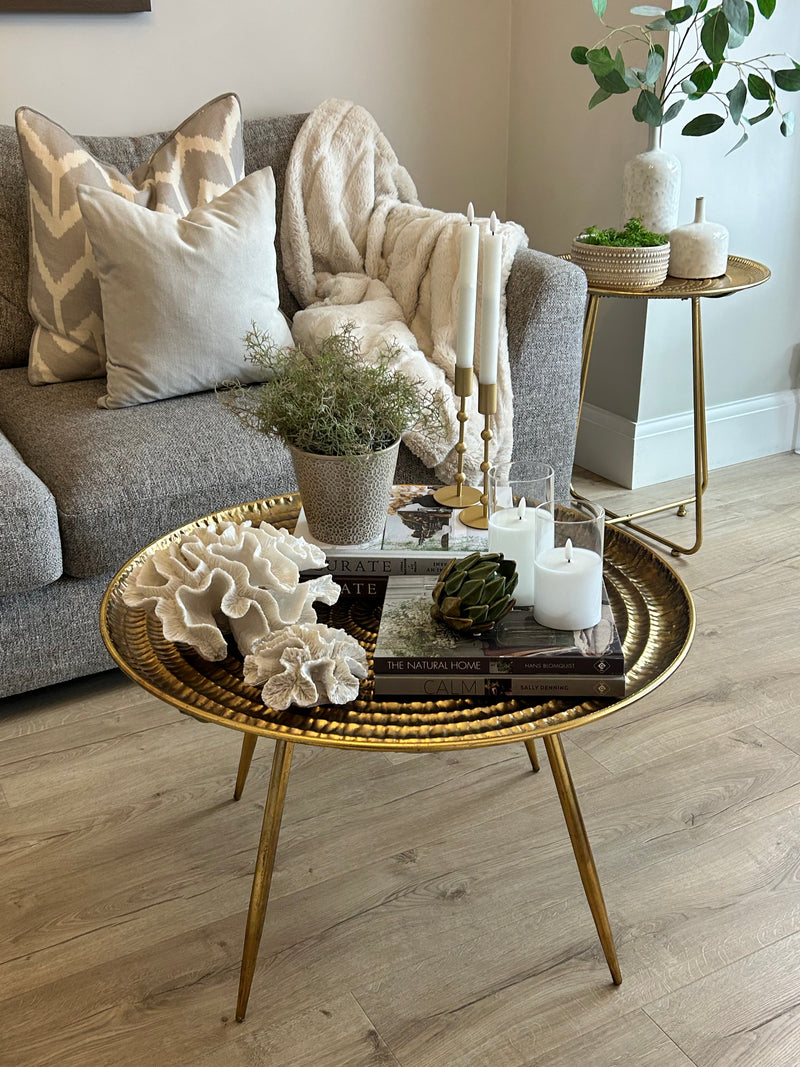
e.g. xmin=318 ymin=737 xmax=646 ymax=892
xmin=78 ymin=167 xmax=293 ymax=409
xmin=16 ymin=93 xmax=244 ymax=385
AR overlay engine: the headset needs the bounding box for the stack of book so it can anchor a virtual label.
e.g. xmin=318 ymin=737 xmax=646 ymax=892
xmin=294 ymin=483 xmax=488 ymax=598
xmin=293 ymin=483 xmax=625 ymax=701
xmin=372 ymin=574 xmax=625 ymax=700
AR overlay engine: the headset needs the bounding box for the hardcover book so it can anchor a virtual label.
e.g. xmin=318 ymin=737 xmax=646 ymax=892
xmin=372 ymin=673 xmax=626 ymax=700
xmin=372 ymin=574 xmax=625 ymax=685
xmin=293 ymin=484 xmax=488 ymax=580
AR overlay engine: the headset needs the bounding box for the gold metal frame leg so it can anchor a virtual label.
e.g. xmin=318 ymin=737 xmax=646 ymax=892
xmin=543 ymin=734 xmax=622 ymax=985
xmin=570 ymin=294 xmax=600 ymax=503
xmin=524 ymin=738 xmax=540 ymax=773
xmin=233 ymin=733 xmax=258 ymax=801
xmin=236 ymin=739 xmax=294 ymax=1021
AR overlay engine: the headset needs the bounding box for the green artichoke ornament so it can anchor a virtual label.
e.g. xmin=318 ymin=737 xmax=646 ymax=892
xmin=431 ymin=552 xmax=518 ymax=634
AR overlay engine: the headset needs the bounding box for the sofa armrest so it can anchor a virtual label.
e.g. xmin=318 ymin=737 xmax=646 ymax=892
xmin=0 ymin=430 xmax=62 ymax=595
xmin=505 ymin=249 xmax=587 ymax=500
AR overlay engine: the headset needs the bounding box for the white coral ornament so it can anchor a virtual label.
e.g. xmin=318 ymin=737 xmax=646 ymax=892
xmin=123 ymin=521 xmax=339 ymax=660
xmin=243 ymin=623 xmax=368 ymax=709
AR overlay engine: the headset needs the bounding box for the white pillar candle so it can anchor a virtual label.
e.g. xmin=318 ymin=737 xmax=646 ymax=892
xmin=533 ymin=538 xmax=603 ymax=631
xmin=488 ymin=496 xmax=535 ymax=604
xmin=456 ymin=202 xmax=480 ymax=370
xmin=478 ymin=211 xmax=502 ymax=385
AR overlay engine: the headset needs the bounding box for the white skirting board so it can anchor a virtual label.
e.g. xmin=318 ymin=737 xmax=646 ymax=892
xmin=575 ymin=389 xmax=800 ymax=489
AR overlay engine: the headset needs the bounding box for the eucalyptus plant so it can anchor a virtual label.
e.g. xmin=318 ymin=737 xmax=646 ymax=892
xmin=571 ymin=0 xmax=800 ymax=150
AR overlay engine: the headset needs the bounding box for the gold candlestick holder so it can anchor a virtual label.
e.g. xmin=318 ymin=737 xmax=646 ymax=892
xmin=459 ymin=381 xmax=497 ymax=530
xmin=433 ymin=366 xmax=481 ymax=508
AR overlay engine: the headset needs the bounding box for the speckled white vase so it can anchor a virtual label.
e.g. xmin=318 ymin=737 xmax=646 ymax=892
xmin=668 ymin=196 xmax=729 ymax=279
xmin=622 ymin=125 xmax=681 ymax=234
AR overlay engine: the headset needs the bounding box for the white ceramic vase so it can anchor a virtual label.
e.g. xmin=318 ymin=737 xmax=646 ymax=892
xmin=622 ymin=125 xmax=681 ymax=235
xmin=668 ymin=196 xmax=730 ymax=279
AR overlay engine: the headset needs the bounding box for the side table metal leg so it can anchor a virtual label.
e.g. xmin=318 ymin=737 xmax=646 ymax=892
xmin=233 ymin=733 xmax=258 ymax=801
xmin=523 ymin=738 xmax=540 ymax=773
xmin=571 ymin=294 xmax=601 ymax=502
xmin=236 ymin=738 xmax=294 ymax=1021
xmin=543 ymin=734 xmax=622 ymax=985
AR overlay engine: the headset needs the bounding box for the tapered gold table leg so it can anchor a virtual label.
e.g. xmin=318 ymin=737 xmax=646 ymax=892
xmin=523 ymin=738 xmax=540 ymax=773
xmin=543 ymin=733 xmax=622 ymax=985
xmin=236 ymin=738 xmax=294 ymax=1021
xmin=233 ymin=733 xmax=258 ymax=801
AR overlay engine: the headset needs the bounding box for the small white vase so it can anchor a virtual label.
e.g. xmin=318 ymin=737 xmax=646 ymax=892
xmin=668 ymin=196 xmax=730 ymax=279
xmin=622 ymin=125 xmax=681 ymax=235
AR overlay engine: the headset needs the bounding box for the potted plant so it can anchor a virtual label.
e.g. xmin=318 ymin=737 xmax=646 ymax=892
xmin=571 ymin=1 xmax=800 ymax=231
xmin=571 ymin=0 xmax=800 ymax=148
xmin=571 ymin=217 xmax=671 ymax=289
xmin=221 ymin=323 xmax=445 ymax=545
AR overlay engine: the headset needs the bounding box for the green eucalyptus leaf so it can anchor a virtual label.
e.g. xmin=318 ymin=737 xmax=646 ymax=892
xmin=630 ymin=4 xmax=665 ymax=14
xmin=746 ymin=1 xmax=755 ymax=33
xmin=595 ymin=68 xmax=632 ymax=94
xmin=586 ymin=46 xmax=614 ymax=74
xmin=727 ymin=79 xmax=747 ymax=123
xmin=698 ymin=0 xmax=709 ymax=10
xmin=662 ymin=99 xmax=686 ymax=122
xmin=747 ymin=102 xmax=774 ymax=123
xmin=666 ymin=5 xmax=695 ymax=24
xmin=775 ymin=68 xmax=800 ymax=92
xmin=727 ymin=25 xmax=746 ymax=49
xmin=645 ymin=48 xmax=664 ymax=84
xmin=592 ymin=0 xmax=608 ymax=16
xmin=589 ymin=86 xmax=613 ymax=109
xmin=646 ymin=17 xmax=673 ymax=30
xmin=624 ymin=67 xmax=643 ymax=88
xmin=632 ymin=88 xmax=664 ymax=124
xmin=571 ymin=45 xmax=589 ymax=65
xmin=682 ymin=112 xmax=726 ymax=135
xmin=781 ymin=111 xmax=795 ymax=136
xmin=681 ymin=77 xmax=697 ymax=95
xmin=701 ymin=10 xmax=729 ymax=63
xmin=725 ymin=128 xmax=749 ymax=153
xmin=756 ymin=0 xmax=775 ymax=15
xmin=748 ymin=72 xmax=774 ymax=100
xmin=722 ymin=0 xmax=750 ymax=37
xmin=689 ymin=62 xmax=716 ymax=96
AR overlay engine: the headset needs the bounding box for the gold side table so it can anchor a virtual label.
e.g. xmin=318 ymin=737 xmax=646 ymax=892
xmin=564 ymin=255 xmax=770 ymax=556
xmin=100 ymin=493 xmax=695 ymax=1021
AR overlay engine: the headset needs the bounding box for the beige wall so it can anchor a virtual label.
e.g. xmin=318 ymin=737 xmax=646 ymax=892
xmin=0 ymin=0 xmax=511 ymax=217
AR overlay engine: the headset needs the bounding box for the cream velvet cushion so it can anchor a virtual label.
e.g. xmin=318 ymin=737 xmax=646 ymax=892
xmin=16 ymin=93 xmax=244 ymax=384
xmin=77 ymin=166 xmax=292 ymax=409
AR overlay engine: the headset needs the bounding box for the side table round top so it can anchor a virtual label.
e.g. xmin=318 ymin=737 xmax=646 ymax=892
xmin=100 ymin=493 xmax=695 ymax=752
xmin=561 ymin=253 xmax=770 ymax=299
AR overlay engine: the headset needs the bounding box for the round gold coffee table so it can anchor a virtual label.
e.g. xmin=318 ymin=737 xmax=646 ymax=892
xmin=100 ymin=493 xmax=695 ymax=1021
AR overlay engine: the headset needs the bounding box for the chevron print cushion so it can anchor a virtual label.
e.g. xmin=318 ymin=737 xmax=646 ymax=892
xmin=16 ymin=92 xmax=244 ymax=385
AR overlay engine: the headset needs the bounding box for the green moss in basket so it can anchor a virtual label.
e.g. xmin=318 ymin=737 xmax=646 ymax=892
xmin=577 ymin=218 xmax=668 ymax=248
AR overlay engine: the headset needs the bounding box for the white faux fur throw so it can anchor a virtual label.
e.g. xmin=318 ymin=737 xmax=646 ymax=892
xmin=280 ymin=98 xmax=528 ymax=483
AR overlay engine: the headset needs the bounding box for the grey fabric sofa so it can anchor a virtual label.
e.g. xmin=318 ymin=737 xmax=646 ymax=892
xmin=0 ymin=109 xmax=587 ymax=700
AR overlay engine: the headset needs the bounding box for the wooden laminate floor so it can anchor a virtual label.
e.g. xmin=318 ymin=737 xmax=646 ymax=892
xmin=1 ymin=452 xmax=798 ymax=1067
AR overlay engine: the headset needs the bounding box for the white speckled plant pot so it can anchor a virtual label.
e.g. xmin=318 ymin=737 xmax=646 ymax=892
xmin=622 ymin=125 xmax=681 ymax=234
xmin=571 ymin=238 xmax=671 ymax=291
xmin=290 ymin=439 xmax=400 ymax=545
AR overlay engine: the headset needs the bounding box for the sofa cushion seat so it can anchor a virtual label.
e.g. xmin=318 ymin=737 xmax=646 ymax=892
xmin=0 ymin=367 xmax=298 ymax=579
xmin=0 ymin=430 xmax=62 ymax=594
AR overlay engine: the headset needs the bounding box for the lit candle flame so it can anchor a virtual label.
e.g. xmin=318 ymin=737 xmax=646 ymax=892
xmin=490 ymin=210 xmax=497 ymax=235
xmin=467 ymin=202 xmax=475 ymax=225
xmin=518 ymin=497 xmax=527 ymax=521
xmin=565 ymin=537 xmax=573 ymax=563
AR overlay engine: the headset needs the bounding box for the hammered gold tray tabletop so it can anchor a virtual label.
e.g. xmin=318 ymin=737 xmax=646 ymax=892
xmin=100 ymin=492 xmax=695 ymax=751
